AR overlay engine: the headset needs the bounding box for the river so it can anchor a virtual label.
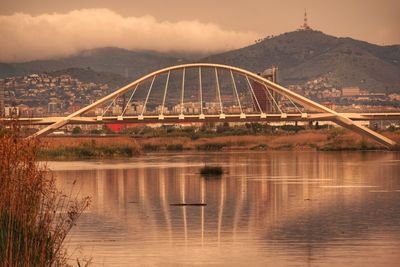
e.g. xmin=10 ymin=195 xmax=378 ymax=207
xmin=48 ymin=151 xmax=400 ymax=266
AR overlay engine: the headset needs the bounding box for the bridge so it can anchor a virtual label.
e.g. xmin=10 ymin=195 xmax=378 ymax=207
xmin=4 ymin=63 xmax=399 ymax=147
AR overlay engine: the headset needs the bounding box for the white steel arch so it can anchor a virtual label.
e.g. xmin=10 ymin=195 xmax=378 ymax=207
xmin=30 ymin=63 xmax=397 ymax=148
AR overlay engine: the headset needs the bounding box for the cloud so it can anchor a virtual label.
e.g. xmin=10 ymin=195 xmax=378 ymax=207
xmin=0 ymin=8 xmax=259 ymax=62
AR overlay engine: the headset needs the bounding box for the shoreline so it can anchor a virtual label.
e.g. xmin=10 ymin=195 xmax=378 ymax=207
xmin=38 ymin=129 xmax=400 ymax=160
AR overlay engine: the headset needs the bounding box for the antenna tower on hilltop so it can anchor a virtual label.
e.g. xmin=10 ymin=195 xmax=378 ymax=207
xmin=299 ymin=9 xmax=312 ymax=31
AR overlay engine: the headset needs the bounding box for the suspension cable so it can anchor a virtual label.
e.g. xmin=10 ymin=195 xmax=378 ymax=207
xmin=245 ymin=75 xmax=263 ymax=113
xmin=180 ymin=68 xmax=186 ymax=115
xmin=160 ymin=71 xmax=170 ymax=116
xmin=230 ymin=70 xmax=243 ymax=114
xmin=102 ymin=96 xmax=118 ymax=116
xmin=285 ymin=94 xmax=303 ymax=114
xmin=215 ymin=67 xmax=223 ymax=114
xmin=262 ymin=83 xmax=283 ymax=114
xmin=199 ymin=67 xmax=203 ymax=115
xmin=121 ymin=83 xmax=139 ymax=116
xmin=141 ymin=75 xmax=156 ymax=116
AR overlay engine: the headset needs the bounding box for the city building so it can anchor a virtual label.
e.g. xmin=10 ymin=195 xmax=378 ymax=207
xmin=342 ymin=87 xmax=361 ymax=97
xmin=252 ymin=66 xmax=278 ymax=113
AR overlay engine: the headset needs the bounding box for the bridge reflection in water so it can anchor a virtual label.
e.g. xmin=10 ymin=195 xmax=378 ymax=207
xmin=52 ymin=152 xmax=400 ymax=266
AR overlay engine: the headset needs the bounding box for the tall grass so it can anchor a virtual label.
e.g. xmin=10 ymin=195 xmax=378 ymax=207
xmin=0 ymin=125 xmax=90 ymax=266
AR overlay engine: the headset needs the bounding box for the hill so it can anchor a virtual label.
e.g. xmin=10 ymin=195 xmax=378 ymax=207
xmin=1 ymin=31 xmax=399 ymax=93
xmin=202 ymin=30 xmax=400 ymax=93
xmin=0 ymin=47 xmax=187 ymax=80
xmin=48 ymin=68 xmax=130 ymax=90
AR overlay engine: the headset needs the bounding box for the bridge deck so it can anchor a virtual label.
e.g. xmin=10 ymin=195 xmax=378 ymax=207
xmin=4 ymin=112 xmax=400 ymax=126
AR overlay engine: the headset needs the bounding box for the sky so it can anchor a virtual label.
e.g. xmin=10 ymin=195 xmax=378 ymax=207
xmin=0 ymin=0 xmax=399 ymax=62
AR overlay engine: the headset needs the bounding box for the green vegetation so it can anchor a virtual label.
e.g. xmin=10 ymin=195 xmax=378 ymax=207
xmin=0 ymin=125 xmax=90 ymax=266
xmin=200 ymin=166 xmax=224 ymax=176
xmin=319 ymin=141 xmax=380 ymax=151
xmin=280 ymin=125 xmax=305 ymax=133
xmin=391 ymin=144 xmax=400 ymax=151
xmin=387 ymin=125 xmax=399 ymax=132
xmin=196 ymin=142 xmax=228 ymax=151
xmin=72 ymin=126 xmax=83 ymax=135
xmin=141 ymin=144 xmax=161 ymax=152
xmin=40 ymin=142 xmax=136 ymax=159
xmin=166 ymin=144 xmax=184 ymax=151
xmin=121 ymin=122 xmax=277 ymax=139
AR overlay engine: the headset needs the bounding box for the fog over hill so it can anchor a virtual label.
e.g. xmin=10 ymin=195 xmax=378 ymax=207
xmin=0 ymin=47 xmax=189 ymax=81
xmin=1 ymin=30 xmax=399 ymax=93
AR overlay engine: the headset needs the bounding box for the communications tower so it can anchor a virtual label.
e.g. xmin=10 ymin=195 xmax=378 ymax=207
xmin=298 ymin=9 xmax=312 ymax=31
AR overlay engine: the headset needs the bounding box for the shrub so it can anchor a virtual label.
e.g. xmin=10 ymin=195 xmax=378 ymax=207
xmin=142 ymin=143 xmax=161 ymax=151
xmin=166 ymin=144 xmax=184 ymax=151
xmin=200 ymin=166 xmax=223 ymax=176
xmin=72 ymin=126 xmax=83 ymax=135
xmin=195 ymin=143 xmax=227 ymax=151
xmin=190 ymin=133 xmax=200 ymax=140
xmin=281 ymin=125 xmax=305 ymax=132
xmin=90 ymin=129 xmax=103 ymax=135
xmin=358 ymin=140 xmax=369 ymax=150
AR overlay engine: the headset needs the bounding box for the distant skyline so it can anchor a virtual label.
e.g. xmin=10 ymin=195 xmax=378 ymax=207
xmin=0 ymin=0 xmax=399 ymax=62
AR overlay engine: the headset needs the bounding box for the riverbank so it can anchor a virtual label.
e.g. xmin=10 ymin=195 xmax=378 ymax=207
xmin=38 ymin=128 xmax=400 ymax=160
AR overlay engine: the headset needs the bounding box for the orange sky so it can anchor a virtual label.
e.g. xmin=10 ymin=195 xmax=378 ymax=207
xmin=0 ymin=0 xmax=399 ymax=62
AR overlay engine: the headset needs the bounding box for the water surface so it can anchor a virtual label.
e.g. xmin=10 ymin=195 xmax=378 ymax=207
xmin=50 ymin=151 xmax=400 ymax=266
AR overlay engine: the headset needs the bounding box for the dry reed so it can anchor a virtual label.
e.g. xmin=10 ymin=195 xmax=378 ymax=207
xmin=40 ymin=128 xmax=398 ymax=154
xmin=0 ymin=124 xmax=90 ymax=266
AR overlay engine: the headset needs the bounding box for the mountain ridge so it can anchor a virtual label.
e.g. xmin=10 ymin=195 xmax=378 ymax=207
xmin=202 ymin=30 xmax=400 ymax=92
xmin=1 ymin=30 xmax=399 ymax=93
